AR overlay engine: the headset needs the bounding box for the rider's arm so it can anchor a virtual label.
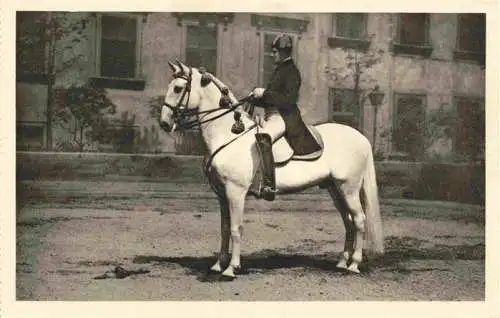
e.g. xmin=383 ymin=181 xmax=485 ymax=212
xmin=261 ymin=67 xmax=301 ymax=111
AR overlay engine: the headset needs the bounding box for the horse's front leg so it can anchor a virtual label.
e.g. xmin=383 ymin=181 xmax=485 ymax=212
xmin=220 ymin=182 xmax=247 ymax=280
xmin=210 ymin=195 xmax=231 ymax=273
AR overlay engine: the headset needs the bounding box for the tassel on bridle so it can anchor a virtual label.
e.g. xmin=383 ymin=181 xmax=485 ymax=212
xmin=198 ymin=66 xmax=245 ymax=134
xmin=199 ymin=67 xmax=233 ymax=109
xmin=219 ymin=87 xmax=232 ymax=108
xmin=231 ymin=111 xmax=245 ymax=134
xmin=166 ymin=64 xmax=255 ymax=133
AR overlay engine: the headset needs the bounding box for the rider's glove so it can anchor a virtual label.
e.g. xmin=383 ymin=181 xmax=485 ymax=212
xmin=251 ymin=87 xmax=266 ymax=99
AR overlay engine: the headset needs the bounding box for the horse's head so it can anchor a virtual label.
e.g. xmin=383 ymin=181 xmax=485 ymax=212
xmin=160 ymin=60 xmax=245 ymax=133
xmin=159 ymin=60 xmax=207 ymax=132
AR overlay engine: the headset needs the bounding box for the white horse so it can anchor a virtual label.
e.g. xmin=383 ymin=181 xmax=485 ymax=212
xmin=160 ymin=61 xmax=384 ymax=280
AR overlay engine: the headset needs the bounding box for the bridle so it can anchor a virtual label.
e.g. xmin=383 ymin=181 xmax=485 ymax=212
xmin=162 ymin=66 xmax=250 ymax=131
xmin=162 ymin=65 xmax=258 ymax=198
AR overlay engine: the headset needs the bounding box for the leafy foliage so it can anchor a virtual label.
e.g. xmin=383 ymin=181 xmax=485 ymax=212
xmin=53 ymin=83 xmax=117 ymax=152
xmin=324 ymin=47 xmax=385 ymax=90
xmin=17 ymin=12 xmax=92 ymax=149
xmin=147 ymin=95 xmax=165 ymax=121
xmin=324 ymin=41 xmax=385 ymax=153
xmin=17 ymin=12 xmax=90 ymax=76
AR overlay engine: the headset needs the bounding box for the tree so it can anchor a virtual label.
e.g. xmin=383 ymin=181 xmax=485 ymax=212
xmin=17 ymin=12 xmax=90 ymax=150
xmin=324 ymin=40 xmax=385 ymax=155
xmin=53 ymin=83 xmax=117 ymax=152
xmin=147 ymin=95 xmax=164 ymax=122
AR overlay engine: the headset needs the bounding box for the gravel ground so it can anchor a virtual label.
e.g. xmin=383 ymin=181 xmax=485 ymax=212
xmin=16 ymin=180 xmax=485 ymax=302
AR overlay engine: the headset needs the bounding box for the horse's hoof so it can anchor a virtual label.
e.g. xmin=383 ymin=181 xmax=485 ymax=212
xmin=347 ymin=264 xmax=361 ymax=274
xmin=336 ymin=260 xmax=348 ymax=270
xmin=219 ymin=274 xmax=236 ymax=282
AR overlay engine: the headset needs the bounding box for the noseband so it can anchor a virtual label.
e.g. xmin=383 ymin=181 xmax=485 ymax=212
xmin=163 ymin=67 xmax=249 ymax=130
xmin=163 ymin=68 xmax=196 ymax=124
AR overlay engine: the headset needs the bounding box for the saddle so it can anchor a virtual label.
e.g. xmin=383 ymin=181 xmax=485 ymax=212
xmin=248 ymin=125 xmax=324 ymax=199
xmin=272 ymin=125 xmax=324 ymax=165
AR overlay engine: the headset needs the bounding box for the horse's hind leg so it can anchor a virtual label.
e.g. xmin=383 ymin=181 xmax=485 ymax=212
xmin=210 ymin=195 xmax=231 ymax=273
xmin=326 ymin=183 xmax=355 ymax=269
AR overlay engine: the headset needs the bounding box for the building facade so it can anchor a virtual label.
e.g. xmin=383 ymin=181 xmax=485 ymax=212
xmin=16 ymin=12 xmax=485 ymax=161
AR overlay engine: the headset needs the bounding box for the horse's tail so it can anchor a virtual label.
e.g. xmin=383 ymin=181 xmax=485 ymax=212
xmin=361 ymin=147 xmax=384 ymax=255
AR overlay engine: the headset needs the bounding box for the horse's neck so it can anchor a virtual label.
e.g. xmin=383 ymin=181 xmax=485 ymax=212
xmin=198 ymin=85 xmax=246 ymax=154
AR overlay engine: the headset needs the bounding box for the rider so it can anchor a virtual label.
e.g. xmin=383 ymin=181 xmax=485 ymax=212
xmin=250 ymin=34 xmax=322 ymax=201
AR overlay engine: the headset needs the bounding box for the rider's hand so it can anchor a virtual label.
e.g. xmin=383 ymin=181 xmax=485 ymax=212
xmin=255 ymin=114 xmax=264 ymax=128
xmin=251 ymin=87 xmax=266 ymax=99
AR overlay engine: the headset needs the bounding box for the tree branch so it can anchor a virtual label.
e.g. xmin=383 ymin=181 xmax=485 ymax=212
xmin=54 ymin=53 xmax=85 ymax=74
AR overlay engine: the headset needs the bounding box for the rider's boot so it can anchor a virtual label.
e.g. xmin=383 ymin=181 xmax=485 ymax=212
xmin=255 ymin=133 xmax=277 ymax=201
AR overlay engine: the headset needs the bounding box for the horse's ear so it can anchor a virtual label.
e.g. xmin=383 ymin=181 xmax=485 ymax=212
xmin=176 ymin=60 xmax=190 ymax=74
xmin=168 ymin=61 xmax=181 ymax=74
xmin=175 ymin=59 xmax=184 ymax=74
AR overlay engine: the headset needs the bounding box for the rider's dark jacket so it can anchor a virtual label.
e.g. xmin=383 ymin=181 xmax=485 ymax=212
xmin=259 ymin=58 xmax=322 ymax=155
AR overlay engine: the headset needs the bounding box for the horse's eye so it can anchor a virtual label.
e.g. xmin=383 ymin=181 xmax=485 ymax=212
xmin=174 ymin=86 xmax=183 ymax=94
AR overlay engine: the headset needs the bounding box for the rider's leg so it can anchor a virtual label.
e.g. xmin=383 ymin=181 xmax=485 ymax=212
xmin=259 ymin=111 xmax=286 ymax=142
xmin=255 ymin=112 xmax=285 ymax=201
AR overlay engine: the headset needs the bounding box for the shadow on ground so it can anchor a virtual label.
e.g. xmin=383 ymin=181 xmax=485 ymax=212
xmin=132 ymin=236 xmax=484 ymax=281
xmin=363 ymin=236 xmax=484 ymax=274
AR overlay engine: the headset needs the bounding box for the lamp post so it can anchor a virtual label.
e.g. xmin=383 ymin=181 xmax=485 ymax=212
xmin=368 ymin=85 xmax=385 ymax=153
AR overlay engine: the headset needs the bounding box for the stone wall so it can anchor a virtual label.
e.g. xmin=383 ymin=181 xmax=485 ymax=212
xmin=17 ymin=152 xmax=484 ymax=205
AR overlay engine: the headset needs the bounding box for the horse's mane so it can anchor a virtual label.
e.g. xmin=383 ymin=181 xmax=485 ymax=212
xmin=194 ymin=68 xmax=251 ymax=118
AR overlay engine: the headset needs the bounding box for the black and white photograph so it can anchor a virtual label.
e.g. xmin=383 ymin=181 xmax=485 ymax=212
xmin=2 ymin=2 xmax=499 ymax=317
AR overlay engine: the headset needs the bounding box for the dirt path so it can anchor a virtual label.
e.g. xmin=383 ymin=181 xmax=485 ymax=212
xmin=17 ymin=189 xmax=485 ymax=301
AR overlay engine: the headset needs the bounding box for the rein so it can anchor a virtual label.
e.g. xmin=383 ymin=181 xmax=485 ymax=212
xmin=163 ymin=66 xmax=251 ymax=130
xmin=163 ymin=65 xmax=257 ymax=197
xmin=164 ymin=98 xmax=249 ymax=130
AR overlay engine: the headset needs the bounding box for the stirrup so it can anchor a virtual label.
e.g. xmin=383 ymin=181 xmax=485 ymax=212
xmin=260 ymin=185 xmax=277 ymax=201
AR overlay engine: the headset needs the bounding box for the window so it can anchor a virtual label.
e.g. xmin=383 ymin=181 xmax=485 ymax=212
xmin=329 ymin=88 xmax=362 ymax=131
xmin=100 ymin=15 xmax=137 ymax=78
xmin=249 ymin=14 xmax=307 ymax=85
xmin=16 ymin=11 xmax=47 ymax=81
xmin=259 ymin=32 xmax=297 ymax=86
xmin=16 ymin=122 xmax=45 ymax=150
xmin=455 ymin=14 xmax=485 ymax=64
xmin=392 ymin=94 xmax=426 ymax=160
xmin=336 ymin=13 xmax=366 ymax=39
xmin=92 ymin=13 xmax=145 ymax=90
xmin=453 ymin=97 xmax=484 ymax=161
xmin=398 ymin=14 xmax=429 ymax=46
xmin=393 ymin=14 xmax=433 ymax=57
xmin=328 ymin=14 xmax=370 ymax=50
xmin=174 ymin=13 xmax=235 ymax=76
xmin=185 ymin=25 xmax=218 ymax=74
xmin=457 ymin=14 xmax=485 ymax=53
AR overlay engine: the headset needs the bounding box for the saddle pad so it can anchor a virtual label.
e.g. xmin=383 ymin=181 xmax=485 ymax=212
xmin=273 ymin=125 xmax=324 ymax=165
